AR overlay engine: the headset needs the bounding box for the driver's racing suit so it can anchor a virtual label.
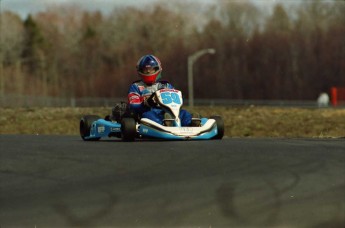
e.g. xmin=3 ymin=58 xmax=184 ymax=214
xmin=128 ymin=80 xmax=192 ymax=126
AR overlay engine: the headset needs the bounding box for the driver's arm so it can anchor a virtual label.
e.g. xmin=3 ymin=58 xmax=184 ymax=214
xmin=128 ymin=84 xmax=148 ymax=113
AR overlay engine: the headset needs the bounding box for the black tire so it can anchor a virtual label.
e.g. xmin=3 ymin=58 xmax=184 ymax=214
xmin=121 ymin=118 xmax=136 ymax=142
xmin=210 ymin=115 xmax=224 ymax=139
xmin=80 ymin=115 xmax=101 ymax=141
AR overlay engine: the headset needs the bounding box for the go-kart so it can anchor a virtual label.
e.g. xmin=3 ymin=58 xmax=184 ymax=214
xmin=80 ymin=89 xmax=224 ymax=141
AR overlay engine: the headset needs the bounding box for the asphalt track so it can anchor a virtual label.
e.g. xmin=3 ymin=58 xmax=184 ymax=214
xmin=0 ymin=135 xmax=344 ymax=227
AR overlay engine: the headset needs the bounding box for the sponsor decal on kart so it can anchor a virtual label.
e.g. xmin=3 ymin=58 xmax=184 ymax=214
xmin=179 ymin=127 xmax=194 ymax=133
xmin=97 ymin=125 xmax=105 ymax=133
xmin=159 ymin=88 xmax=180 ymax=93
xmin=111 ymin=127 xmax=121 ymax=132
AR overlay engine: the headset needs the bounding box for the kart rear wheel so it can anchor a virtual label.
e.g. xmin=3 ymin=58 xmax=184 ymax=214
xmin=121 ymin=118 xmax=136 ymax=142
xmin=210 ymin=115 xmax=224 ymax=139
xmin=80 ymin=115 xmax=101 ymax=141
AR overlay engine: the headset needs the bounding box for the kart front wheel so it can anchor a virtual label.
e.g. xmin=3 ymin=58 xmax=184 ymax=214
xmin=80 ymin=115 xmax=101 ymax=141
xmin=210 ymin=115 xmax=224 ymax=139
xmin=121 ymin=118 xmax=136 ymax=142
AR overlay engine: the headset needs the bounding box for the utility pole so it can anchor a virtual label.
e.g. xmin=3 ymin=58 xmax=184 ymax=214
xmin=187 ymin=48 xmax=216 ymax=108
xmin=0 ymin=0 xmax=4 ymax=96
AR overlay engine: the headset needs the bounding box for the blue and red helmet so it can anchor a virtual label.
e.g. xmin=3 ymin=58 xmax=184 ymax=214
xmin=136 ymin=54 xmax=162 ymax=84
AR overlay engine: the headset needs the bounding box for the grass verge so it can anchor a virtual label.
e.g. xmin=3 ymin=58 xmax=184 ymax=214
xmin=0 ymin=106 xmax=344 ymax=138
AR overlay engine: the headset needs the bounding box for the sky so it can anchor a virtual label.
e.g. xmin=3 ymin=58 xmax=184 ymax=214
xmin=0 ymin=0 xmax=214 ymax=18
xmin=0 ymin=0 xmax=298 ymax=18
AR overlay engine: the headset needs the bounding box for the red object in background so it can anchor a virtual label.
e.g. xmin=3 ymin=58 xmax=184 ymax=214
xmin=331 ymin=87 xmax=345 ymax=106
xmin=331 ymin=87 xmax=338 ymax=106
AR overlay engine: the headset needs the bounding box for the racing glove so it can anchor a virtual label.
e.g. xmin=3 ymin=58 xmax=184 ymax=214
xmin=143 ymin=93 xmax=157 ymax=107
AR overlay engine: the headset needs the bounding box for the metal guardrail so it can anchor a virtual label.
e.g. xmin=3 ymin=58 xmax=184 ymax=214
xmin=0 ymin=94 xmax=343 ymax=108
xmin=193 ymin=99 xmax=320 ymax=108
xmin=0 ymin=94 xmax=126 ymax=107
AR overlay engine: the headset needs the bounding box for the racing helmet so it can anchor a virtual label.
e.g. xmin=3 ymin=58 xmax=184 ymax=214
xmin=136 ymin=54 xmax=162 ymax=84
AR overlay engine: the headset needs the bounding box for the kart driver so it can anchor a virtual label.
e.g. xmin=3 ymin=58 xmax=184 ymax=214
xmin=128 ymin=54 xmax=199 ymax=126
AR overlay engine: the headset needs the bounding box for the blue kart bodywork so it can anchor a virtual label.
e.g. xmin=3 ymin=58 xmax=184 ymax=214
xmin=84 ymin=119 xmax=122 ymax=140
xmin=80 ymin=116 xmax=223 ymax=141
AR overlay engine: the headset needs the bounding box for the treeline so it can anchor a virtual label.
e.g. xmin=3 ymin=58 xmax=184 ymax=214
xmin=0 ymin=0 xmax=344 ymax=100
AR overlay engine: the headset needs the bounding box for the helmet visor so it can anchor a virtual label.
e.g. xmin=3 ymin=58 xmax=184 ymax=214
xmin=139 ymin=65 xmax=160 ymax=75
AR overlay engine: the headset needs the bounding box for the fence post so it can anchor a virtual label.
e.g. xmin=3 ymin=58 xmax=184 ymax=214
xmin=70 ymin=97 xmax=76 ymax=107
